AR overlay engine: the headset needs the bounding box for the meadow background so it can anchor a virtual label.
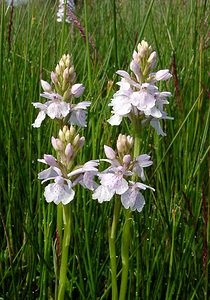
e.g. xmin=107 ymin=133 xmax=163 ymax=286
xmin=0 ymin=0 xmax=209 ymax=299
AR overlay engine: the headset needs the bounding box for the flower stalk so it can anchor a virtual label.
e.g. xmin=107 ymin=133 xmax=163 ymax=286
xmin=119 ymin=209 xmax=132 ymax=300
xmin=58 ymin=204 xmax=72 ymax=300
xmin=119 ymin=133 xmax=141 ymax=300
xmin=109 ymin=198 xmax=121 ymax=300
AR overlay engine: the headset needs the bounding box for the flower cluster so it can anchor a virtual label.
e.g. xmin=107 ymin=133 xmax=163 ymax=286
xmin=32 ymin=54 xmax=90 ymax=128
xmin=38 ymin=125 xmax=98 ymax=205
xmin=57 ymin=0 xmax=75 ymax=23
xmin=92 ymin=134 xmax=154 ymax=212
xmin=108 ymin=40 xmax=173 ymax=136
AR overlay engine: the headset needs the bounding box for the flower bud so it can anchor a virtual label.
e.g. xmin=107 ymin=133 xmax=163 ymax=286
xmin=78 ymin=137 xmax=85 ymax=149
xmin=70 ymin=72 xmax=76 ymax=83
xmin=130 ymin=60 xmax=141 ymax=81
xmin=117 ymin=134 xmax=127 ymax=153
xmin=155 ymin=69 xmax=172 ymax=81
xmin=62 ymin=54 xmax=67 ymax=61
xmin=123 ymin=154 xmax=131 ymax=165
xmin=63 ymin=67 xmax=70 ymax=81
xmin=51 ymin=71 xmax=58 ymax=84
xmin=71 ymin=83 xmax=85 ymax=98
xmin=69 ymin=125 xmax=76 ymax=138
xmin=59 ymin=60 xmax=65 ymax=71
xmin=73 ymin=134 xmax=80 ymax=147
xmin=41 ymin=80 xmax=52 ymax=92
xmin=65 ymin=143 xmax=74 ymax=158
xmin=44 ymin=154 xmax=58 ymax=167
xmin=69 ymin=66 xmax=74 ymax=75
xmin=147 ymin=51 xmax=157 ymax=69
xmin=137 ymin=40 xmax=149 ymax=58
xmin=58 ymin=129 xmax=65 ymax=142
xmin=126 ymin=135 xmax=134 ymax=149
xmin=55 ymin=64 xmax=61 ymax=75
xmin=132 ymin=50 xmax=139 ymax=62
xmin=104 ymin=145 xmax=116 ymax=159
xmin=65 ymin=55 xmax=71 ymax=67
xmin=51 ymin=136 xmax=64 ymax=151
xmin=62 ymin=125 xmax=68 ymax=134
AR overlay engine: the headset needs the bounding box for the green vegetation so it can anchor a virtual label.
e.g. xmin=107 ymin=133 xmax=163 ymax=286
xmin=0 ymin=0 xmax=209 ymax=299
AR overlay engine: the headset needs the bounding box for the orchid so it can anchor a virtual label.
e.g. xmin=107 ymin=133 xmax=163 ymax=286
xmin=108 ymin=41 xmax=173 ymax=136
xmin=38 ymin=126 xmax=99 ymax=205
xmin=38 ymin=154 xmax=75 ymax=205
xmin=32 ymin=55 xmax=91 ymax=128
xmin=32 ymin=93 xmax=70 ymax=128
xmin=92 ymin=136 xmax=154 ymax=212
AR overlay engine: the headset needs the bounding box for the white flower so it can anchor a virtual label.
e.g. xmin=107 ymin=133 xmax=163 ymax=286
xmin=134 ymin=154 xmax=153 ymax=181
xmin=92 ymin=185 xmax=114 ymax=203
xmin=108 ymin=84 xmax=133 ymax=125
xmin=92 ymin=143 xmax=154 ymax=212
xmin=32 ymin=102 xmax=48 ymax=128
xmin=130 ymin=84 xmax=157 ymax=112
xmin=44 ymin=177 xmax=75 ymax=205
xmin=69 ymin=101 xmax=91 ymax=127
xmin=38 ymin=154 xmax=75 ymax=205
xmin=116 ymin=70 xmax=141 ymax=89
xmin=121 ymin=181 xmax=154 ymax=212
xmin=92 ymin=164 xmax=131 ymax=203
xmin=107 ymin=42 xmax=173 ymax=135
xmin=68 ymin=160 xmax=99 ymax=191
xmin=142 ymin=91 xmax=173 ymax=136
xmin=32 ymin=92 xmax=70 ymax=128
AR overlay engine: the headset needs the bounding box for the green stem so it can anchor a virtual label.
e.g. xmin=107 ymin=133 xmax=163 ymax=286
xmin=57 ymin=203 xmax=63 ymax=247
xmin=119 ymin=209 xmax=132 ymax=300
xmin=119 ymin=131 xmax=141 ymax=300
xmin=109 ymin=198 xmax=121 ymax=300
xmin=58 ymin=204 xmax=72 ymax=300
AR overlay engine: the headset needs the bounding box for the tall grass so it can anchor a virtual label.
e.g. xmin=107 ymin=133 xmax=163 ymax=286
xmin=0 ymin=0 xmax=209 ymax=299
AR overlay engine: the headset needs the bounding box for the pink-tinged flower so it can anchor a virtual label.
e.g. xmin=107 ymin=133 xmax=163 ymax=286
xmin=155 ymin=69 xmax=172 ymax=81
xmin=38 ymin=155 xmax=75 ymax=205
xmin=41 ymin=80 xmax=52 ymax=92
xmin=134 ymin=154 xmax=153 ymax=181
xmin=68 ymin=160 xmax=99 ymax=190
xmin=92 ymin=185 xmax=114 ymax=203
xmin=130 ymin=60 xmax=141 ymax=82
xmin=69 ymin=101 xmax=91 ymax=127
xmin=71 ymin=84 xmax=85 ymax=98
xmin=44 ymin=177 xmax=75 ymax=205
xmin=92 ymin=142 xmax=154 ymax=212
xmin=130 ymin=84 xmax=157 ymax=112
xmin=104 ymin=145 xmax=116 ymax=160
xmin=121 ymin=181 xmax=155 ymax=212
xmin=107 ymin=42 xmax=173 ymax=135
xmin=108 ymin=87 xmax=133 ymax=126
xmin=92 ymin=164 xmax=131 ymax=203
xmin=147 ymin=51 xmax=157 ymax=68
xmin=32 ymin=92 xmax=70 ymax=128
xmin=116 ymin=70 xmax=141 ymax=89
xmin=32 ymin=103 xmax=48 ymax=128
